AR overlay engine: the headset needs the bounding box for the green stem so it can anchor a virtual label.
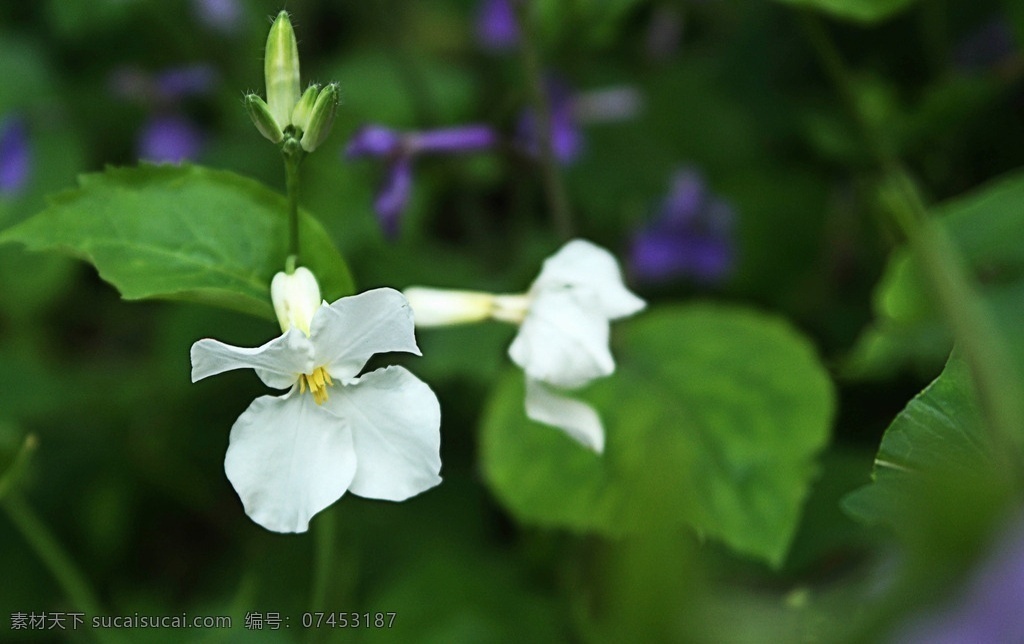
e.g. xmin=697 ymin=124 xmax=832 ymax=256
xmin=283 ymin=139 xmax=304 ymax=267
xmin=802 ymin=13 xmax=1024 ymax=464
xmin=2 ymin=494 xmax=118 ymax=643
xmin=306 ymin=508 xmax=337 ymax=643
xmin=0 ymin=434 xmax=37 ymax=499
xmin=516 ymin=0 xmax=575 ymax=240
xmin=309 ymin=509 xmax=335 ymax=608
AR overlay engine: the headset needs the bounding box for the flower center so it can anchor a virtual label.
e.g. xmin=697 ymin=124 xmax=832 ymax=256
xmin=299 ymin=366 xmax=334 ymax=405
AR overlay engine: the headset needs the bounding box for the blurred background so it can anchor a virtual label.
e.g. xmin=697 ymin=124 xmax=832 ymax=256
xmin=2 ymin=0 xmax=1024 ymax=641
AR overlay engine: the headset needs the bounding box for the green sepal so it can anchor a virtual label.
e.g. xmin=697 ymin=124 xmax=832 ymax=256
xmin=244 ymin=94 xmax=284 ymax=144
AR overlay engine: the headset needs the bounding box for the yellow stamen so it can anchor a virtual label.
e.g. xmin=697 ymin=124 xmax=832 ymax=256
xmin=300 ymin=366 xmax=334 ymax=405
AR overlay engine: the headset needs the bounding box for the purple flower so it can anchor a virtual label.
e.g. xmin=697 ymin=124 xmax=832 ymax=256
xmin=374 ymin=157 xmax=413 ymax=239
xmin=517 ymin=78 xmax=581 ymax=164
xmin=110 ymin=64 xmax=218 ymax=106
xmin=409 ymin=126 xmax=498 ymax=154
xmin=644 ymin=5 xmax=684 ymax=61
xmin=345 ymin=126 xmax=404 ymax=158
xmin=952 ymin=16 xmax=1018 ymax=72
xmin=193 ymin=0 xmax=242 ymax=33
xmin=517 ymin=78 xmax=641 ymax=166
xmin=345 ymin=124 xmax=498 ymax=238
xmin=138 ymin=115 xmax=204 ymax=163
xmin=110 ymin=64 xmax=216 ymax=164
xmin=153 ymin=66 xmax=218 ymax=102
xmin=0 ymin=116 xmax=31 ymax=196
xmin=629 ymin=168 xmax=735 ymax=284
xmin=893 ymin=517 xmax=1024 ymax=643
xmin=477 ymin=0 xmax=519 ymax=51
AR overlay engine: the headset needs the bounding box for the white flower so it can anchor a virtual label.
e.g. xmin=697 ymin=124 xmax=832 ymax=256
xmin=404 ymin=239 xmax=644 ymax=453
xmin=191 ymin=267 xmax=441 ymax=533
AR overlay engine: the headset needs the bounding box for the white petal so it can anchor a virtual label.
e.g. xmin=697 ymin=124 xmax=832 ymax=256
xmin=224 ymin=392 xmax=356 ymax=533
xmin=190 ymin=329 xmax=312 ymax=389
xmin=323 ymin=366 xmax=441 ymax=501
xmin=310 ymin=288 xmax=421 ymax=381
xmin=533 ymin=239 xmax=646 ymax=320
xmin=508 ymin=288 xmax=614 ymax=389
xmin=525 ymin=378 xmax=605 ymax=453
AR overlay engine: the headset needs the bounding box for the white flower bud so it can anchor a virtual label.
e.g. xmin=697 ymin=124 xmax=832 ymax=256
xmin=271 ymin=266 xmax=322 ymax=335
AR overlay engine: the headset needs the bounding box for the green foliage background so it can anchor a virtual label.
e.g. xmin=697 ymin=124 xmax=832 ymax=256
xmin=2 ymin=0 xmax=1024 ymax=642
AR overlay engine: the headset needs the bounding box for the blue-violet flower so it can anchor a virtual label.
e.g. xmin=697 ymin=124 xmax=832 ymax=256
xmin=0 ymin=115 xmax=31 ymax=196
xmin=629 ymin=167 xmax=735 ymax=284
xmin=345 ymin=124 xmax=498 ymax=238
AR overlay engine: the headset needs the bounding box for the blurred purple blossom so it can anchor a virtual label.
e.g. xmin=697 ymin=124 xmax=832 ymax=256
xmin=345 ymin=125 xmax=404 ymax=158
xmin=644 ymin=5 xmax=684 ymax=61
xmin=409 ymin=126 xmax=498 ymax=154
xmin=952 ymin=16 xmax=1017 ymax=72
xmin=153 ymin=66 xmax=218 ymax=101
xmin=517 ymin=78 xmax=581 ymax=163
xmin=110 ymin=64 xmax=217 ymax=164
xmin=0 ymin=115 xmax=31 ymax=196
xmin=138 ymin=116 xmax=204 ymax=163
xmin=477 ymin=0 xmax=520 ymax=51
xmin=518 ymin=78 xmax=642 ymax=165
xmin=893 ymin=517 xmax=1024 ymax=644
xmin=374 ymin=157 xmax=414 ymax=239
xmin=346 ymin=124 xmax=498 ymax=238
xmin=629 ymin=168 xmax=735 ymax=284
xmin=110 ymin=64 xmax=218 ymax=106
xmin=193 ymin=0 xmax=242 ymax=33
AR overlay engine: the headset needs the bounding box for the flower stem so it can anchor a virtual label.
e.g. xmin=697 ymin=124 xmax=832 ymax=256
xmin=801 ymin=12 xmax=1024 ymax=467
xmin=306 ymin=508 xmax=337 ymax=643
xmin=515 ymin=0 xmax=575 ymax=240
xmin=309 ymin=507 xmax=336 ymax=609
xmin=2 ymin=493 xmax=119 ymax=643
xmin=283 ymin=139 xmax=304 ymax=270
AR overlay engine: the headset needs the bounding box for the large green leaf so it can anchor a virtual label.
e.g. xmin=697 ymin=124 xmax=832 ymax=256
xmin=844 ymin=174 xmax=1024 ymax=541
xmin=848 ymin=170 xmax=1024 ymax=379
xmin=842 ymin=354 xmax=1017 ymax=563
xmin=774 ymin=0 xmax=917 ymax=23
xmin=843 ymin=355 xmax=989 ymax=524
xmin=0 ymin=164 xmax=354 ymax=319
xmin=481 ymin=304 xmax=835 ymax=566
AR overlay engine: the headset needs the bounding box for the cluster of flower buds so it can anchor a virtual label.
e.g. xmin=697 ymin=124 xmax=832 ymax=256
xmin=245 ymin=11 xmax=339 ymax=153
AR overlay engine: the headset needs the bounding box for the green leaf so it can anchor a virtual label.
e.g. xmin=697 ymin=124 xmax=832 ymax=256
xmin=481 ymin=304 xmax=835 ymax=566
xmin=847 ymin=170 xmax=1024 ymax=379
xmin=773 ymin=0 xmax=917 ymax=23
xmin=843 ymin=355 xmax=987 ymax=522
xmin=842 ymin=355 xmax=1015 ymax=554
xmin=0 ymin=164 xmax=354 ymax=319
